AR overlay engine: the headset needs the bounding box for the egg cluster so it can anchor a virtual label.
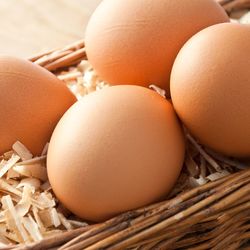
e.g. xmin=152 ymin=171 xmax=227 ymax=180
xmin=1 ymin=0 xmax=250 ymax=223
xmin=85 ymin=0 xmax=229 ymax=95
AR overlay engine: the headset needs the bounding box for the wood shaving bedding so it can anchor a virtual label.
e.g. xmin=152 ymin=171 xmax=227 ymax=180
xmin=1 ymin=15 xmax=250 ymax=246
xmin=0 ymin=142 xmax=87 ymax=246
xmin=0 ymin=60 xmax=245 ymax=245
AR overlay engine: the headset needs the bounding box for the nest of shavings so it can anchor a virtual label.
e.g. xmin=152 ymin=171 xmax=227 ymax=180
xmin=0 ymin=142 xmax=88 ymax=246
xmin=1 ymin=58 xmax=249 ymax=247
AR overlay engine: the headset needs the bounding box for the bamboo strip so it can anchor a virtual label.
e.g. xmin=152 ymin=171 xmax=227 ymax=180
xmin=30 ymin=40 xmax=84 ymax=62
xmin=15 ymin=226 xmax=92 ymax=250
xmin=61 ymin=171 xmax=249 ymax=250
xmin=59 ymin=211 xmax=140 ymax=249
xmin=34 ymin=51 xmax=72 ymax=67
xmin=44 ymin=48 xmax=86 ymax=71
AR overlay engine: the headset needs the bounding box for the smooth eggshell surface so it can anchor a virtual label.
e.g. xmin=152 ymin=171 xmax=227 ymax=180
xmin=85 ymin=0 xmax=229 ymax=95
xmin=171 ymin=23 xmax=250 ymax=157
xmin=47 ymin=85 xmax=185 ymax=222
xmin=0 ymin=56 xmax=76 ymax=156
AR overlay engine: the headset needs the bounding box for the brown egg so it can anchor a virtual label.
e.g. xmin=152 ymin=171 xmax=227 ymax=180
xmin=0 ymin=56 xmax=76 ymax=156
xmin=171 ymin=23 xmax=250 ymax=157
xmin=47 ymin=85 xmax=185 ymax=222
xmin=85 ymin=0 xmax=229 ymax=94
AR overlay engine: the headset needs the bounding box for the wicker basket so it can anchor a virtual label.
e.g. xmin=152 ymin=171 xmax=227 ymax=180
xmin=6 ymin=1 xmax=250 ymax=249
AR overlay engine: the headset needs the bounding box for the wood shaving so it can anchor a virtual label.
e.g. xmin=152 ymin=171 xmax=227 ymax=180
xmin=59 ymin=60 xmax=109 ymax=100
xmin=240 ymin=11 xmax=250 ymax=23
xmin=0 ymin=143 xmax=88 ymax=247
xmin=22 ymin=215 xmax=43 ymax=241
xmin=13 ymin=164 xmax=47 ymax=182
xmin=41 ymin=143 xmax=49 ymax=156
xmin=0 ymin=155 xmax=20 ymax=178
xmin=206 ymin=170 xmax=231 ymax=182
xmin=12 ymin=142 xmax=33 ymax=161
xmin=67 ymin=219 xmax=88 ymax=229
xmin=149 ymin=85 xmax=166 ymax=98
xmin=189 ymin=175 xmax=208 ymax=188
xmin=58 ymin=213 xmax=73 ymax=230
xmin=17 ymin=178 xmax=41 ymax=191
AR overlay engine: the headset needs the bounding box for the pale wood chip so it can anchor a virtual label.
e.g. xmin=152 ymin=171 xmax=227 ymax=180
xmin=50 ymin=208 xmax=61 ymax=228
xmin=15 ymin=186 xmax=33 ymax=217
xmin=1 ymin=195 xmax=29 ymax=243
xmin=0 ymin=154 xmax=20 ymax=178
xmin=16 ymin=156 xmax=46 ymax=166
xmin=58 ymin=212 xmax=72 ymax=230
xmin=189 ymin=175 xmax=208 ymax=188
xmin=22 ymin=215 xmax=43 ymax=241
xmin=12 ymin=142 xmax=33 ymax=161
xmin=149 ymin=85 xmax=166 ymax=98
xmin=77 ymin=60 xmax=92 ymax=72
xmin=41 ymin=143 xmax=49 ymax=156
xmin=13 ymin=164 xmax=47 ymax=182
xmin=32 ymin=207 xmax=45 ymax=232
xmin=6 ymin=168 xmax=20 ymax=180
xmin=58 ymin=71 xmax=82 ymax=81
xmin=187 ymin=134 xmax=223 ymax=172
xmin=38 ymin=209 xmax=54 ymax=228
xmin=17 ymin=178 xmax=41 ymax=191
xmin=200 ymin=155 xmax=207 ymax=178
xmin=206 ymin=170 xmax=231 ymax=181
xmin=3 ymin=151 xmax=15 ymax=160
xmin=34 ymin=193 xmax=56 ymax=209
xmin=67 ymin=219 xmax=88 ymax=228
xmin=0 ymin=179 xmax=22 ymax=197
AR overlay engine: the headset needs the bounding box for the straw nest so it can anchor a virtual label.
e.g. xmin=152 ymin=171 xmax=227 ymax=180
xmin=0 ymin=1 xmax=249 ymax=249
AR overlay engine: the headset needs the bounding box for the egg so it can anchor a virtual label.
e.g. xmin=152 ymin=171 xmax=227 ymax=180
xmin=85 ymin=0 xmax=229 ymax=94
xmin=47 ymin=85 xmax=185 ymax=222
xmin=170 ymin=23 xmax=250 ymax=157
xmin=0 ymin=56 xmax=76 ymax=156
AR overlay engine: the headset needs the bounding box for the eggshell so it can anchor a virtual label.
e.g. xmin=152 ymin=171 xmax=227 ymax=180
xmin=85 ymin=0 xmax=229 ymax=94
xmin=170 ymin=23 xmax=250 ymax=157
xmin=47 ymin=85 xmax=185 ymax=222
xmin=0 ymin=56 xmax=76 ymax=156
